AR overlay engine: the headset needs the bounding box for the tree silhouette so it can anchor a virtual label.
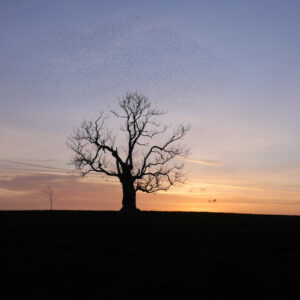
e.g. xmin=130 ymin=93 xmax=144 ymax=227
xmin=67 ymin=92 xmax=190 ymax=212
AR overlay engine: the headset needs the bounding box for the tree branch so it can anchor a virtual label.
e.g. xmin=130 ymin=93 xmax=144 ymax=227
xmin=67 ymin=92 xmax=190 ymax=196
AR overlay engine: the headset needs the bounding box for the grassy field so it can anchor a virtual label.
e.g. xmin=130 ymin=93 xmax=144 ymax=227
xmin=1 ymin=210 xmax=300 ymax=299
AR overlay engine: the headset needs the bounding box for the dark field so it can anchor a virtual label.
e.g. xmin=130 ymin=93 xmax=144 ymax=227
xmin=1 ymin=211 xmax=300 ymax=299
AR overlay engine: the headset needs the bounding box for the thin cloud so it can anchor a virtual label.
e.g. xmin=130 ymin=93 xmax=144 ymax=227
xmin=0 ymin=173 xmax=66 ymax=191
xmin=185 ymin=158 xmax=221 ymax=166
xmin=194 ymin=181 xmax=300 ymax=194
xmin=0 ymin=160 xmax=117 ymax=184
xmin=0 ymin=173 xmax=121 ymax=210
xmin=0 ymin=159 xmax=69 ymax=172
xmin=0 ymin=167 xmax=69 ymax=176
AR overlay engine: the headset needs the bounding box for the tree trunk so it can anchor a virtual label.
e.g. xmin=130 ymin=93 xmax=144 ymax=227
xmin=120 ymin=177 xmax=138 ymax=212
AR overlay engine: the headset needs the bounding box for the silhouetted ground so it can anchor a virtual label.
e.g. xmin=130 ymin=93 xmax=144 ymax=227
xmin=1 ymin=211 xmax=300 ymax=299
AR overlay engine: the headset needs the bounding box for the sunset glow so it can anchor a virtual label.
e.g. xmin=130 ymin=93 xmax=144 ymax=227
xmin=1 ymin=0 xmax=300 ymax=215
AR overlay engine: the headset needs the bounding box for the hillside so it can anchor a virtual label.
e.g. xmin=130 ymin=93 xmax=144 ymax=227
xmin=1 ymin=211 xmax=300 ymax=299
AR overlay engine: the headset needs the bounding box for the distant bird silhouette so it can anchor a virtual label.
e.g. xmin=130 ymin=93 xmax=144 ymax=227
xmin=208 ymin=199 xmax=217 ymax=203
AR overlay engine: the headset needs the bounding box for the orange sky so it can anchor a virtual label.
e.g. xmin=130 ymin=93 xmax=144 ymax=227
xmin=1 ymin=166 xmax=300 ymax=215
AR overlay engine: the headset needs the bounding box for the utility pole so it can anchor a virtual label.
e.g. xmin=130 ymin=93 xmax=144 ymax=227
xmin=45 ymin=184 xmax=55 ymax=211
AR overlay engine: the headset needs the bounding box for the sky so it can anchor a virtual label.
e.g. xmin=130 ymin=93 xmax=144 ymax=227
xmin=1 ymin=0 xmax=300 ymax=214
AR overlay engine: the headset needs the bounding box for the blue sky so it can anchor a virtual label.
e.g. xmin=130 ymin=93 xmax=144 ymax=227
xmin=0 ymin=0 xmax=300 ymax=214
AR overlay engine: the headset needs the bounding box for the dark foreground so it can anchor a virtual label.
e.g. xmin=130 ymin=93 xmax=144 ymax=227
xmin=1 ymin=211 xmax=300 ymax=299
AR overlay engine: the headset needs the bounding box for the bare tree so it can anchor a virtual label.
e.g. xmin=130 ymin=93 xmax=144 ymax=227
xmin=44 ymin=184 xmax=55 ymax=211
xmin=67 ymin=92 xmax=190 ymax=212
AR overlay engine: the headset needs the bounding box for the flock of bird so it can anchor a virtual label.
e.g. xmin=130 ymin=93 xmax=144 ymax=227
xmin=1 ymin=16 xmax=234 ymax=109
